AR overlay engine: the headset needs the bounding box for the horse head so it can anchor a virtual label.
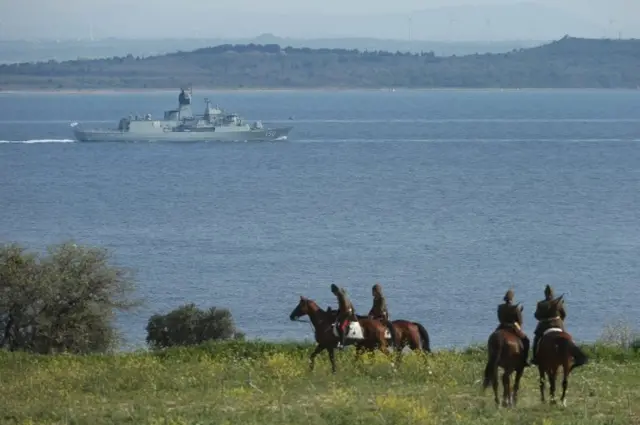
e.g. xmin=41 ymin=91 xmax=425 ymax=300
xmin=290 ymin=296 xmax=326 ymax=322
xmin=289 ymin=296 xmax=310 ymax=321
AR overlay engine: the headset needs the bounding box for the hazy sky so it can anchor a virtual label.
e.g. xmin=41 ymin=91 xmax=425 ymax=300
xmin=1 ymin=0 xmax=638 ymax=40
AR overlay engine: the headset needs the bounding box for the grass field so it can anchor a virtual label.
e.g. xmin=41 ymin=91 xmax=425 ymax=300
xmin=1 ymin=340 xmax=639 ymax=425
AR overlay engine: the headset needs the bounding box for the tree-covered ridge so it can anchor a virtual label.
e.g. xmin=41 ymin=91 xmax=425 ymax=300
xmin=2 ymin=36 xmax=640 ymax=89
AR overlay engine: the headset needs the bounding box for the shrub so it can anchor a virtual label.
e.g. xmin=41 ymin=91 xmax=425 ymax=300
xmin=599 ymin=319 xmax=640 ymax=350
xmin=146 ymin=303 xmax=244 ymax=349
xmin=0 ymin=241 xmax=139 ymax=354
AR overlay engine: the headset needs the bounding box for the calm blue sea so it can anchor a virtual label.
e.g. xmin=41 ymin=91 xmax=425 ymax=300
xmin=1 ymin=89 xmax=639 ymax=350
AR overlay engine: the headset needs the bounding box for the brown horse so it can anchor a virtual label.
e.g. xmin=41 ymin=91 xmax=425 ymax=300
xmin=482 ymin=304 xmax=527 ymax=408
xmin=386 ymin=319 xmax=432 ymax=354
xmin=325 ymin=307 xmax=431 ymax=355
xmin=289 ymin=296 xmax=392 ymax=373
xmin=535 ymin=328 xmax=588 ymax=406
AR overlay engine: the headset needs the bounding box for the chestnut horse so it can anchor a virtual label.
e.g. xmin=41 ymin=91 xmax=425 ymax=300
xmin=386 ymin=319 xmax=432 ymax=354
xmin=482 ymin=303 xmax=527 ymax=408
xmin=289 ymin=296 xmax=392 ymax=373
xmin=324 ymin=307 xmax=431 ymax=355
xmin=535 ymin=328 xmax=588 ymax=406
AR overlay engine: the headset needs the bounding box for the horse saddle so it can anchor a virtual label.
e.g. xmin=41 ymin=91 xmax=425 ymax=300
xmin=543 ymin=327 xmax=563 ymax=337
xmin=536 ymin=327 xmax=564 ymax=355
xmin=333 ymin=321 xmax=365 ymax=340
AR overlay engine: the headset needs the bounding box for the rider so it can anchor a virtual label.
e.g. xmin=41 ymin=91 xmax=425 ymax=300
xmin=331 ymin=283 xmax=357 ymax=349
xmin=368 ymin=283 xmax=389 ymax=323
xmin=531 ymin=284 xmax=566 ymax=365
xmin=496 ymin=289 xmax=530 ymax=368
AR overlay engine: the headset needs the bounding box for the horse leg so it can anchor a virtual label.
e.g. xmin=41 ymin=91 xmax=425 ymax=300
xmin=501 ymin=370 xmax=512 ymax=408
xmin=513 ymin=367 xmax=524 ymax=407
xmin=492 ymin=367 xmax=500 ymax=407
xmin=309 ymin=344 xmax=324 ymax=372
xmin=328 ymin=347 xmax=337 ymax=374
xmin=560 ymin=361 xmax=570 ymax=407
xmin=538 ymin=366 xmax=546 ymax=403
xmin=378 ymin=336 xmax=396 ymax=368
xmin=354 ymin=343 xmax=365 ymax=361
xmin=549 ymin=370 xmax=558 ymax=405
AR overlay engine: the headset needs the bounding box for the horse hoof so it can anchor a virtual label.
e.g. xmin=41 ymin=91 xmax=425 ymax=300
xmin=561 ymin=399 xmax=567 ymax=407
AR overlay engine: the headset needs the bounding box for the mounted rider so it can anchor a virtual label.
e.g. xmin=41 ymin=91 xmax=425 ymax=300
xmin=331 ymin=283 xmax=357 ymax=349
xmin=496 ymin=289 xmax=530 ymax=368
xmin=531 ymin=284 xmax=566 ymax=365
xmin=368 ymin=283 xmax=389 ymax=323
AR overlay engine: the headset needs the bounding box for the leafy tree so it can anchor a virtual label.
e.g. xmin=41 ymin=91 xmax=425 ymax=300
xmin=146 ymin=303 xmax=244 ymax=349
xmin=0 ymin=241 xmax=139 ymax=354
xmin=2 ymin=37 xmax=640 ymax=89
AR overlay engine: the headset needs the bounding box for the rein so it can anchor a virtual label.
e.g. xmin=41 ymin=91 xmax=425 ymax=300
xmin=293 ymin=317 xmax=316 ymax=334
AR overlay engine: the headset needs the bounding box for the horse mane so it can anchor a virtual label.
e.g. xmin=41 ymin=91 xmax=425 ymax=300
xmin=301 ymin=297 xmax=332 ymax=318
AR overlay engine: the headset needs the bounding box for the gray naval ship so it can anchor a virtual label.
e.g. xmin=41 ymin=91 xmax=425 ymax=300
xmin=71 ymin=87 xmax=293 ymax=142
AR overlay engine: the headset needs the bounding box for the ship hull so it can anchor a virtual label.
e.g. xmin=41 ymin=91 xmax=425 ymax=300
xmin=73 ymin=126 xmax=292 ymax=143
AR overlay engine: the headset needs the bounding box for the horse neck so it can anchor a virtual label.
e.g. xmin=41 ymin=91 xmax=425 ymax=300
xmin=306 ymin=301 xmax=330 ymax=328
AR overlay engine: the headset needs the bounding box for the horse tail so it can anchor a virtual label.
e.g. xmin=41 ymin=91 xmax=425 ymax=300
xmin=483 ymin=332 xmax=502 ymax=390
xmin=561 ymin=338 xmax=589 ymax=372
xmin=413 ymin=322 xmax=432 ymax=353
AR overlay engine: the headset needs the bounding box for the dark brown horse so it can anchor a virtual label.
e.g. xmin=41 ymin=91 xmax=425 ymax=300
xmin=289 ymin=296 xmax=392 ymax=373
xmin=535 ymin=328 xmax=588 ymax=406
xmin=482 ymin=303 xmax=527 ymax=408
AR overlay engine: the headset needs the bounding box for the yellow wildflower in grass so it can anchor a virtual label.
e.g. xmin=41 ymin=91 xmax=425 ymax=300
xmin=1 ymin=342 xmax=640 ymax=425
xmin=374 ymin=393 xmax=433 ymax=424
xmin=264 ymin=352 xmax=305 ymax=380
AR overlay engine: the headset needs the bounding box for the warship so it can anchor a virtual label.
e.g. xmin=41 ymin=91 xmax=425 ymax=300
xmin=71 ymin=87 xmax=293 ymax=142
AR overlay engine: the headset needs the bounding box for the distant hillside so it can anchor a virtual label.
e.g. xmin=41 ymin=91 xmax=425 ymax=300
xmin=0 ymin=36 xmax=545 ymax=64
xmin=1 ymin=36 xmax=639 ymax=90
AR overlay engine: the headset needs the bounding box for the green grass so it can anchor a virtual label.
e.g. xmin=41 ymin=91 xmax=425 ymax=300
xmin=1 ymin=341 xmax=640 ymax=425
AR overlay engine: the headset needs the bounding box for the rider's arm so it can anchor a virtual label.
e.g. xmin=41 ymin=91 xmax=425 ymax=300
xmin=534 ymin=305 xmax=541 ymax=321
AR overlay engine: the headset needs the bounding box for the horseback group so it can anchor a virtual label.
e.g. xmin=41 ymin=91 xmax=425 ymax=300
xmin=289 ymin=282 xmax=431 ymax=373
xmin=484 ymin=284 xmax=589 ymax=408
xmin=289 ymin=281 xmax=588 ymax=407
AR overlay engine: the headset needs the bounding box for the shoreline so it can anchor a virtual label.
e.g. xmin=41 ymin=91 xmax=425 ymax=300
xmin=1 ymin=86 xmax=639 ymax=95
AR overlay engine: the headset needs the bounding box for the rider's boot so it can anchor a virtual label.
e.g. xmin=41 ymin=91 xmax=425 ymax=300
xmin=521 ymin=336 xmax=531 ymax=368
xmin=531 ymin=334 xmax=540 ymax=365
xmin=335 ymin=325 xmax=344 ymax=349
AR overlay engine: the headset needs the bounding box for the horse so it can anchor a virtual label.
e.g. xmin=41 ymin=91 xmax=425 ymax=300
xmin=289 ymin=296 xmax=393 ymax=373
xmin=535 ymin=327 xmax=588 ymax=406
xmin=325 ymin=307 xmax=431 ymax=356
xmin=386 ymin=319 xmax=432 ymax=355
xmin=482 ymin=303 xmax=527 ymax=408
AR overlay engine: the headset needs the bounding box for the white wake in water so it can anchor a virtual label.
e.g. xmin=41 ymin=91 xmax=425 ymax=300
xmin=0 ymin=139 xmax=75 ymax=144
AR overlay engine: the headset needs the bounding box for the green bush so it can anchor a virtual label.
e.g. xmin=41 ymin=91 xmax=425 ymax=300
xmin=146 ymin=303 xmax=245 ymax=349
xmin=0 ymin=241 xmax=139 ymax=354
